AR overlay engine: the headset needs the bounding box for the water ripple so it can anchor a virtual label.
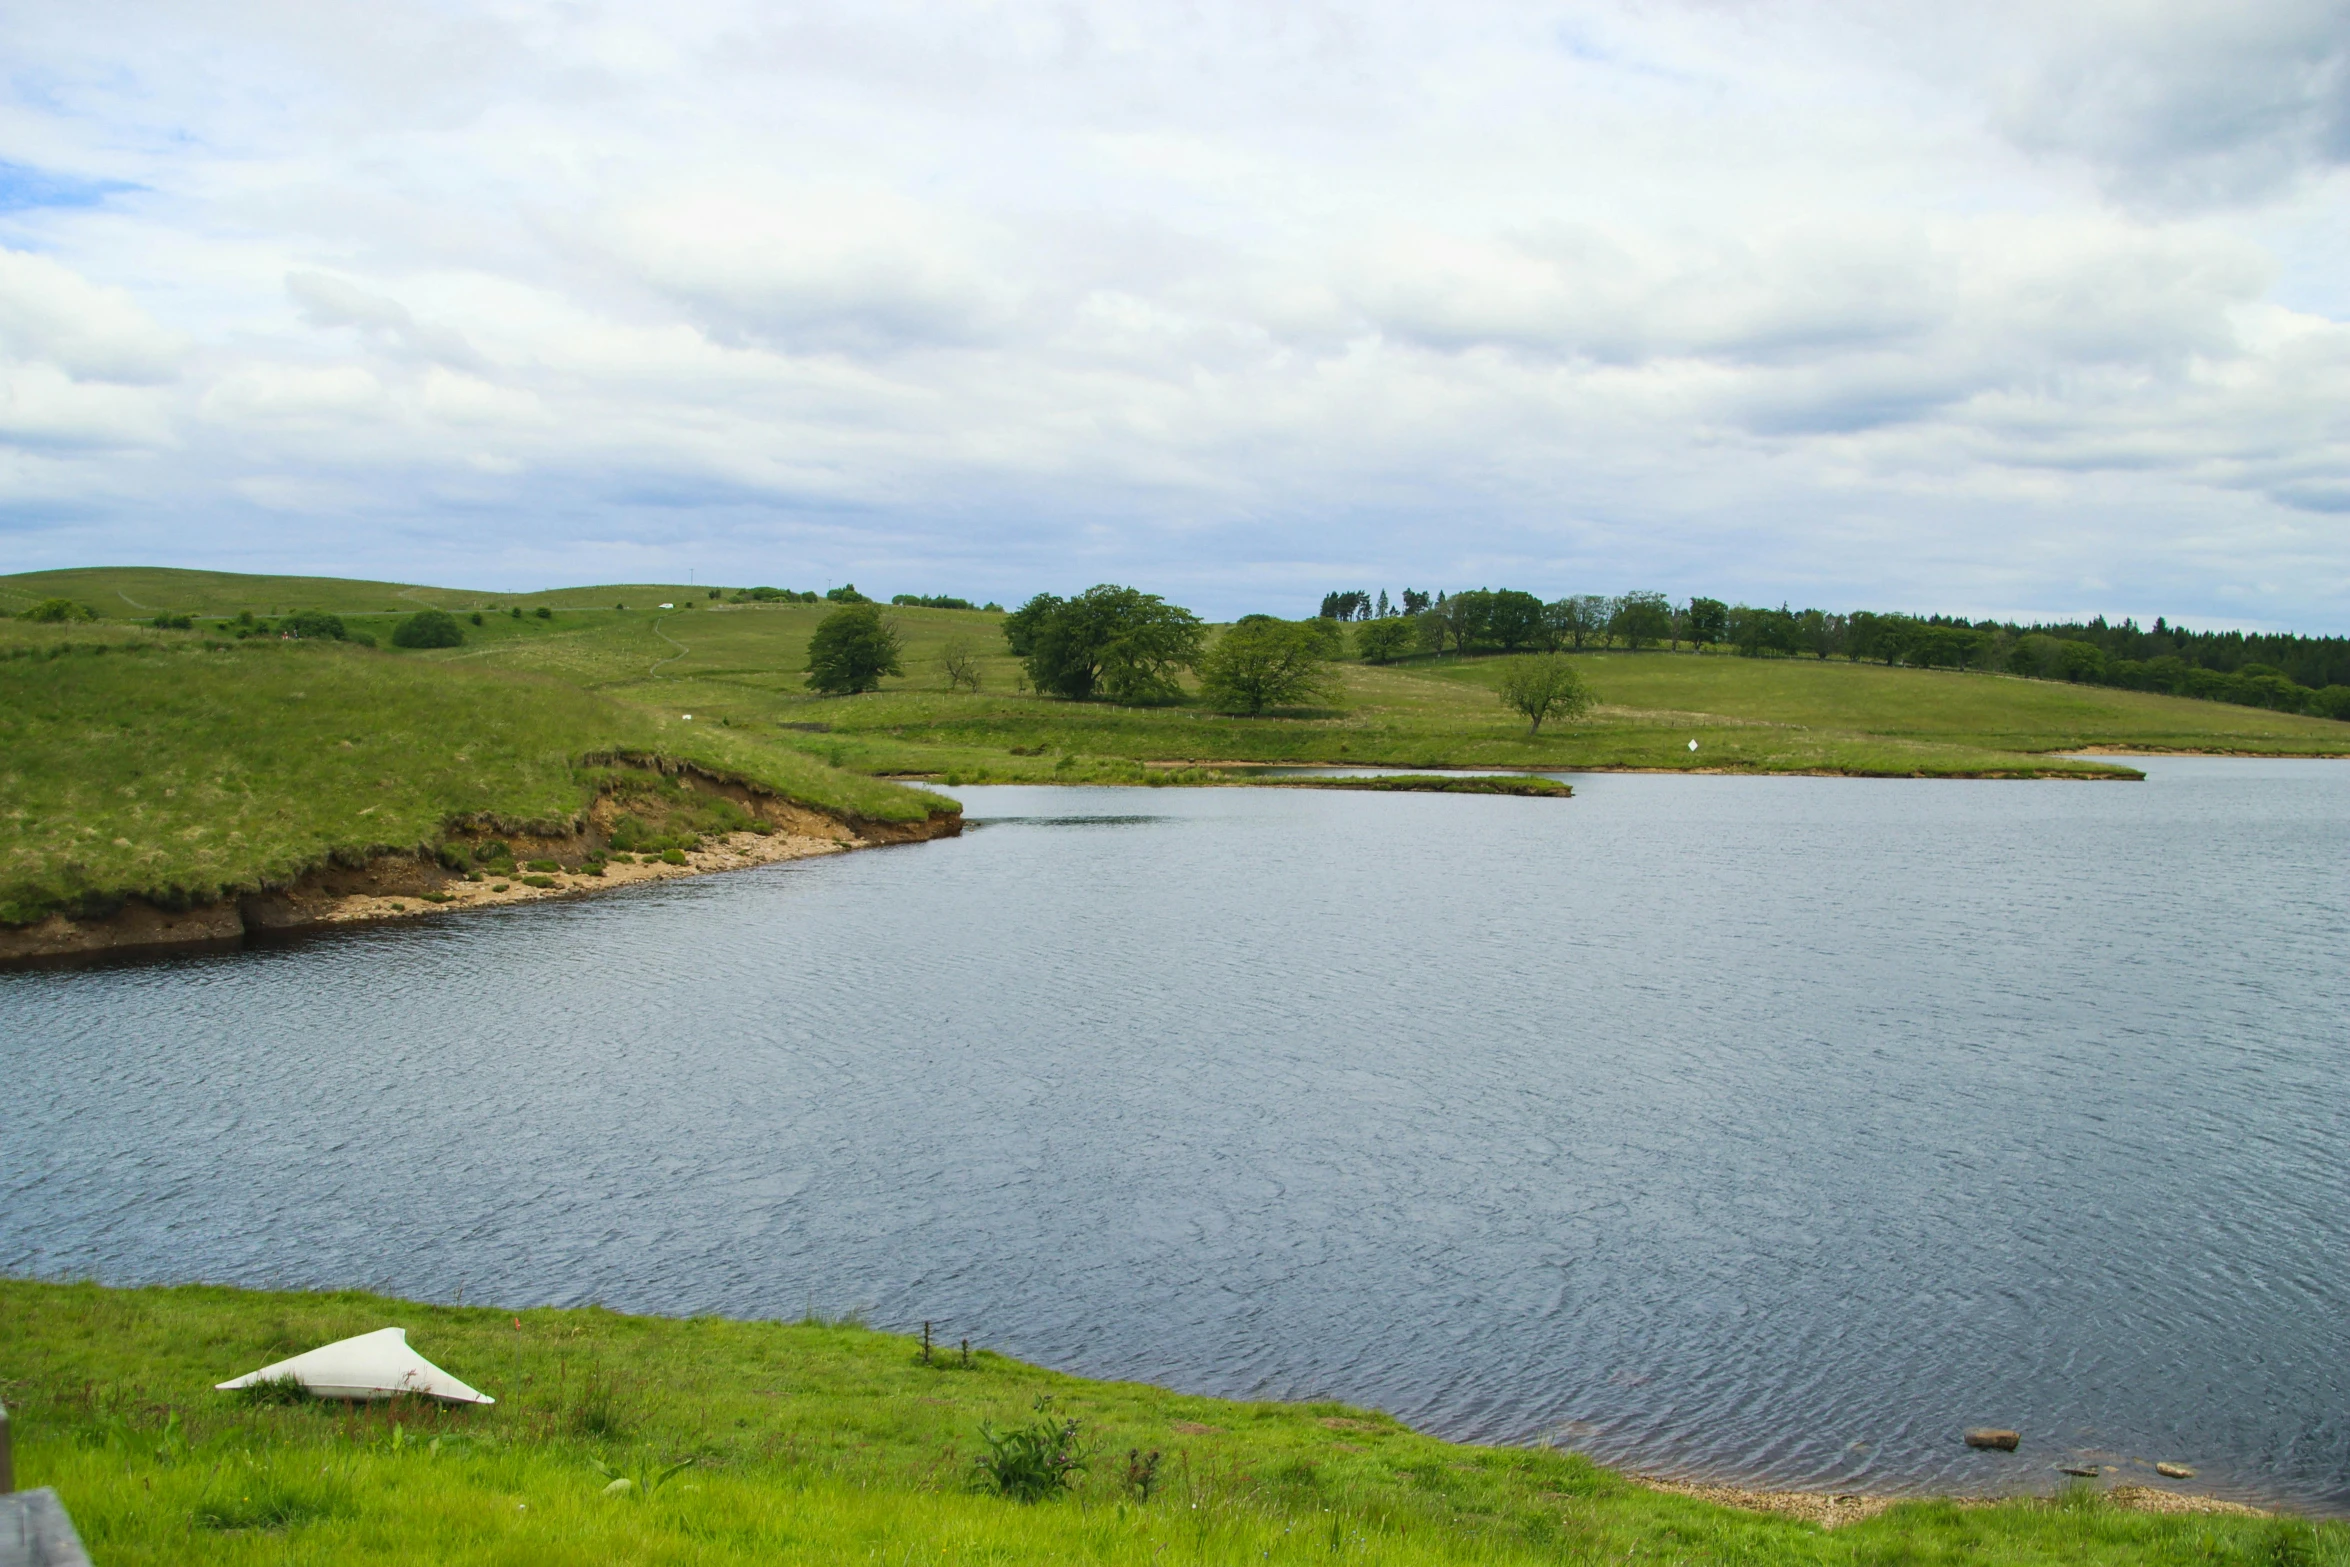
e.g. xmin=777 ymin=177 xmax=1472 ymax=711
xmin=1 ymin=759 xmax=2345 ymax=1512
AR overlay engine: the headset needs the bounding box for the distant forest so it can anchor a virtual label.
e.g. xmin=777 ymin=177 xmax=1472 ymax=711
xmin=1316 ymin=589 xmax=2350 ymax=721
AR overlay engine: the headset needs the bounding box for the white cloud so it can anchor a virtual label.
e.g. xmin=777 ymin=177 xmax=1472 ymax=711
xmin=0 ymin=248 xmax=186 ymax=384
xmin=0 ymin=0 xmax=2344 ymax=627
xmin=1978 ymin=0 xmax=2350 ymax=210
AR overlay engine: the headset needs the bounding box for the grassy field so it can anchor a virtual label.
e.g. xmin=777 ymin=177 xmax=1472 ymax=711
xmin=382 ymin=591 xmax=2343 ymax=778
xmin=0 ymin=619 xmax=945 ymax=925
xmin=2 ymin=1279 xmax=2333 ymax=1567
xmin=9 ymin=565 xmax=2350 ymax=923
xmin=0 ymin=567 xmax=718 ymax=619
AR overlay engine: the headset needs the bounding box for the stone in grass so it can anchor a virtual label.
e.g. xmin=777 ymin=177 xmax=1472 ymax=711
xmin=0 ymin=1488 xmax=92 ymax=1566
xmin=1965 ymin=1428 xmax=2022 ymax=1452
xmin=2156 ymin=1462 xmax=2196 ymax=1479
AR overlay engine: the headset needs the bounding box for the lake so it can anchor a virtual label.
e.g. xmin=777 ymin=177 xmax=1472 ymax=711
xmin=3 ymin=759 xmax=2345 ymax=1512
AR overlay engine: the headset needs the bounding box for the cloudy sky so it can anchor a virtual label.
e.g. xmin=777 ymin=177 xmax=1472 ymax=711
xmin=2 ymin=0 xmax=2347 ymax=625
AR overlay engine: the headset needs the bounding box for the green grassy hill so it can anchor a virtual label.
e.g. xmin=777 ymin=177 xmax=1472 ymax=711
xmin=0 ymin=618 xmax=944 ymax=925
xmin=9 ymin=564 xmax=2350 ymax=924
xmin=0 ymin=566 xmax=495 ymax=618
xmin=2 ymin=1280 xmax=2321 ymax=1567
xmin=0 ymin=566 xmax=742 ymax=621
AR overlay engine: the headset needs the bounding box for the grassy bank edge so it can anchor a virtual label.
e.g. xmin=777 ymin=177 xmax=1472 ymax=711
xmin=0 ymin=626 xmax=953 ymax=928
xmin=0 ymin=1279 xmax=2332 ymax=1567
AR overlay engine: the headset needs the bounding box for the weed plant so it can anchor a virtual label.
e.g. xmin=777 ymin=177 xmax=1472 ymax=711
xmin=974 ymin=1397 xmax=1087 ymax=1501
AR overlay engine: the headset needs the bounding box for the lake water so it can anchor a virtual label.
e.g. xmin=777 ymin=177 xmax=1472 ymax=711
xmin=4 ymin=759 xmax=2346 ymax=1512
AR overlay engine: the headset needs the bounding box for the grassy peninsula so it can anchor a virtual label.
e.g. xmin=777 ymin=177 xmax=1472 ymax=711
xmin=0 ymin=615 xmax=946 ymax=929
xmin=1 ymin=1280 xmax=2323 ymax=1567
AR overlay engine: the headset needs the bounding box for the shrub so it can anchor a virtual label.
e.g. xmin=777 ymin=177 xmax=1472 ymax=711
xmin=150 ymin=613 xmax=194 ymax=630
xmin=825 ymin=583 xmax=872 ymax=603
xmin=536 ymin=606 xmax=552 ymax=620
xmin=659 ymin=848 xmax=687 ymax=866
xmin=805 ymin=603 xmax=905 ymax=694
xmin=391 ymin=609 xmax=464 ymax=649
xmin=940 ymin=638 xmax=984 ymax=693
xmin=526 ymin=859 xmax=560 ymax=872
xmin=278 ymin=610 xmax=347 ymax=641
xmin=521 ymin=874 xmax=556 ymax=888
xmin=18 ymin=598 xmax=97 ymax=623
xmin=470 ymin=611 xmax=485 ymax=625
xmin=974 ymin=1399 xmax=1086 ymax=1502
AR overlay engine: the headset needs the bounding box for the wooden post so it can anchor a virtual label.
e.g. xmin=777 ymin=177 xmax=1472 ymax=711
xmin=921 ymin=1322 xmax=932 ymax=1365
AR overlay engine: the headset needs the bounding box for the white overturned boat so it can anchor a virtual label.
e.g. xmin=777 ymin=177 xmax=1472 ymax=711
xmin=216 ymin=1326 xmax=494 ymax=1405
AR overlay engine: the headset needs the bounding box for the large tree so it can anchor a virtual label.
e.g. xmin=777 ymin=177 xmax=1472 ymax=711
xmin=805 ymin=602 xmax=904 ymax=694
xmin=1485 ymin=589 xmax=1546 ymax=652
xmin=1354 ymin=617 xmax=1416 ymax=665
xmin=1686 ymin=597 xmax=1729 ymax=650
xmin=1421 ymin=590 xmax=1494 ymax=656
xmin=1609 ymin=591 xmax=1673 ymax=651
xmin=1003 ymin=585 xmax=1203 ymax=701
xmin=1496 ymin=654 xmax=1596 ymax=735
xmin=1543 ymin=596 xmax=1593 ymax=650
xmin=1199 ymin=617 xmax=1340 ymax=714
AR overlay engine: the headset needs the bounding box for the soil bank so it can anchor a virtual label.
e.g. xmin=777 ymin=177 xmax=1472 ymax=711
xmin=0 ymin=766 xmax=961 ymax=968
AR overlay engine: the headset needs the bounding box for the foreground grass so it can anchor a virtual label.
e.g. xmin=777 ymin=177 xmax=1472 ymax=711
xmin=2 ymin=1281 xmax=2335 ymax=1567
xmin=0 ymin=622 xmax=944 ymax=924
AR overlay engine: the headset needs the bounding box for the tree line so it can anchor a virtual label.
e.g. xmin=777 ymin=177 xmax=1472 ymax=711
xmin=1692 ymin=603 xmax=2350 ymax=719
xmin=799 ymin=578 xmax=2350 ymax=724
xmin=1313 ymin=589 xmax=2350 ymax=720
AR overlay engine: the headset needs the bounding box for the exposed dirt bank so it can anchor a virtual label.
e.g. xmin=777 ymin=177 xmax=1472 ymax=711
xmin=0 ymin=763 xmax=960 ymax=968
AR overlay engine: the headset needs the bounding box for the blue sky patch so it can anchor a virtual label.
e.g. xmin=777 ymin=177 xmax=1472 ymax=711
xmin=0 ymin=161 xmax=133 ymax=213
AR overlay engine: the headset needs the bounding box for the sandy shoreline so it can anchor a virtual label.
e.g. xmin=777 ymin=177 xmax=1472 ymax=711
xmin=296 ymin=825 xmax=853 ymax=926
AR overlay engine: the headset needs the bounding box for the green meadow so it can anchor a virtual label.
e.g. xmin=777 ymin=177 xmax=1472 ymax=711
xmin=3 ymin=1280 xmax=2333 ymax=1567
xmin=7 ymin=563 xmax=2350 ymax=925
xmin=0 ymin=616 xmax=942 ymax=925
